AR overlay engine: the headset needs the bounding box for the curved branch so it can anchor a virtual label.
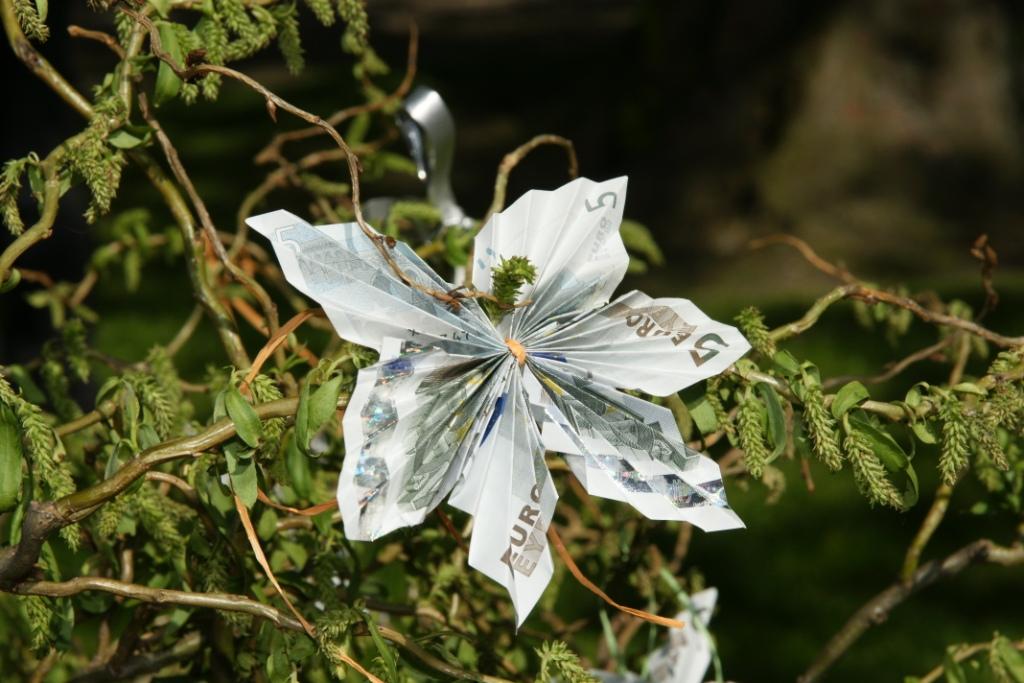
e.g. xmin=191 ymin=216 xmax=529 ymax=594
xmin=0 ymin=158 xmax=60 ymax=288
xmin=9 ymin=577 xmax=516 ymax=683
xmin=71 ymin=631 xmax=202 ymax=683
xmin=0 ymin=0 xmax=93 ymax=117
xmin=254 ymin=24 xmax=419 ymax=165
xmin=138 ymin=92 xmax=283 ymax=365
xmin=129 ymin=150 xmax=250 ymax=368
xmin=483 ymin=134 xmax=579 ymax=225
xmin=749 ymin=233 xmax=855 ymax=283
xmin=0 ymin=395 xmax=348 ymax=587
xmin=13 ymin=577 xmax=304 ymax=630
xmin=849 ymin=286 xmax=1024 ymax=348
xmin=124 ymin=6 xmax=470 ymax=309
xmin=798 ymin=539 xmax=1024 ymax=683
xmin=770 ymin=284 xmax=1024 ymax=348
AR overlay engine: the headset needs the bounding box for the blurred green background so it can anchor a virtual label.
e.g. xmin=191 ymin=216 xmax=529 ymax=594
xmin=2 ymin=1 xmax=1024 ymax=680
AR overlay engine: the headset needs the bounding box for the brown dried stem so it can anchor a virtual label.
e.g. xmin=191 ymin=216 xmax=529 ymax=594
xmin=254 ymin=25 xmax=419 ymax=165
xmin=749 ymin=233 xmax=855 ymax=283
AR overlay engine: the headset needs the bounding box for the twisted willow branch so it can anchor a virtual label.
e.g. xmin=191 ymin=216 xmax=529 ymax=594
xmin=798 ymin=539 xmax=1024 ymax=683
xmin=0 ymin=395 xmax=347 ymax=587
xmin=769 ymin=283 xmax=1024 ymax=348
xmin=12 ymin=577 xmax=515 ymax=683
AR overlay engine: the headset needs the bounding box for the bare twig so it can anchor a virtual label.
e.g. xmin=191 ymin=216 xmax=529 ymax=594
xmin=0 ymin=155 xmax=61 ymax=289
xmin=970 ymin=234 xmax=999 ymax=321
xmin=144 ymin=472 xmax=198 ymax=504
xmin=900 ymin=482 xmax=955 ymax=583
xmin=138 ymin=92 xmax=284 ymax=357
xmin=255 ymin=25 xmax=419 ymax=165
xmin=483 ymin=134 xmax=579 ymax=225
xmin=769 ymin=284 xmax=860 ymax=343
xmin=166 ymin=305 xmax=204 ymax=357
xmin=916 ymin=638 xmax=1024 ymax=683
xmin=823 ymin=338 xmax=954 ymax=390
xmin=125 ymin=7 xmax=477 ymax=311
xmin=0 ymin=0 xmax=92 ymax=117
xmin=55 ymin=399 xmax=117 ymax=438
xmin=770 ymin=284 xmax=1024 ymax=349
xmin=749 ymin=233 xmax=855 ymax=283
xmin=798 ymin=539 xmax=1024 ymax=682
xmin=67 ymin=25 xmax=126 ymax=58
xmin=130 ymin=150 xmax=251 ymax=368
xmin=14 ymin=577 xmax=304 ymax=629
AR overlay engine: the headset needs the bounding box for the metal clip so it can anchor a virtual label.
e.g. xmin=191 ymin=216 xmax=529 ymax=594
xmin=395 ymin=86 xmax=470 ymax=227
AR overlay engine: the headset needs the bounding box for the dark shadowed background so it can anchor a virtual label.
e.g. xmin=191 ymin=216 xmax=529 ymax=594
xmin=3 ymin=1 xmax=1023 ymax=680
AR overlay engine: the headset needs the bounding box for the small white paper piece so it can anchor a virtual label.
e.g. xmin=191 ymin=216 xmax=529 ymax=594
xmin=247 ymin=177 xmax=750 ymax=625
xmin=591 ymin=588 xmax=719 ymax=683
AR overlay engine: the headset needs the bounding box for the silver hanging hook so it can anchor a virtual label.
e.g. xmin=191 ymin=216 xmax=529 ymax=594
xmin=395 ymin=86 xmax=470 ymax=227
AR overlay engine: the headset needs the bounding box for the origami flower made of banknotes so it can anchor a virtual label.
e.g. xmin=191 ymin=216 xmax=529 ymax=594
xmin=246 ymin=176 xmax=750 ymax=625
xmin=592 ymin=588 xmax=719 ymax=683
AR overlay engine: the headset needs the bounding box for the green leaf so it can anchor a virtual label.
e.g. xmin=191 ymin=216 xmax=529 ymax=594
xmin=994 ymin=637 xmax=1024 ymax=682
xmin=755 ymin=382 xmax=787 ymax=461
xmin=772 ymin=350 xmax=801 ymax=376
xmin=154 ymin=22 xmax=184 ymax=106
xmin=688 ymin=397 xmax=719 ymax=435
xmin=902 ymin=462 xmax=919 ymax=508
xmin=257 ymin=508 xmax=278 ymax=541
xmin=306 ymin=375 xmax=343 ymax=441
xmin=911 ymin=420 xmax=938 ymax=445
xmin=832 ymin=381 xmax=870 ymax=419
xmin=34 ymin=0 xmax=47 ymax=21
xmin=951 ymin=382 xmax=986 ymax=396
xmin=905 ymin=382 xmax=930 ymax=409
xmin=226 ymin=447 xmax=258 ymax=508
xmin=849 ymin=414 xmax=909 ymax=471
xmin=280 ymin=540 xmax=308 ymax=569
xmin=225 ymin=385 xmax=262 ymax=448
xmin=285 ymin=432 xmax=312 ymax=499
xmin=119 ymin=383 xmax=140 ymax=445
xmin=107 ymin=128 xmax=150 ymax=150
xmin=0 ymin=406 xmax=24 ymax=513
xmin=363 ymin=611 xmax=399 ymax=681
xmin=94 ymin=376 xmax=122 ymax=405
xmin=294 ymin=380 xmax=312 ymax=451
xmin=792 ymin=414 xmax=813 ymax=461
xmin=619 ymin=219 xmax=664 ymax=266
xmin=105 ymin=439 xmax=133 ymax=480
xmin=6 ymin=364 xmax=46 ymax=404
xmin=943 ymin=649 xmax=967 ymax=683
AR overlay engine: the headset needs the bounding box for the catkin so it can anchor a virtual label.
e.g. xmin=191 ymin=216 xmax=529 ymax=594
xmin=844 ymin=427 xmax=903 ymax=509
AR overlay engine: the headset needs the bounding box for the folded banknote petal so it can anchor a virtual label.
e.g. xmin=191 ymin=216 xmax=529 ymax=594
xmin=245 ymin=210 xmax=500 ymax=355
xmin=450 ymin=369 xmax=557 ymax=626
xmin=472 ymin=176 xmax=630 ymax=338
xmin=527 ymin=290 xmax=751 ymax=396
xmin=339 ymin=347 xmax=507 ymax=541
xmin=526 ymin=360 xmax=743 ymax=532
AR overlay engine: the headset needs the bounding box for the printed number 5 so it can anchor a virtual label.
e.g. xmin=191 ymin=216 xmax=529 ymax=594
xmin=585 ymin=192 xmax=617 ymax=212
xmin=690 ymin=333 xmax=728 ymax=367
